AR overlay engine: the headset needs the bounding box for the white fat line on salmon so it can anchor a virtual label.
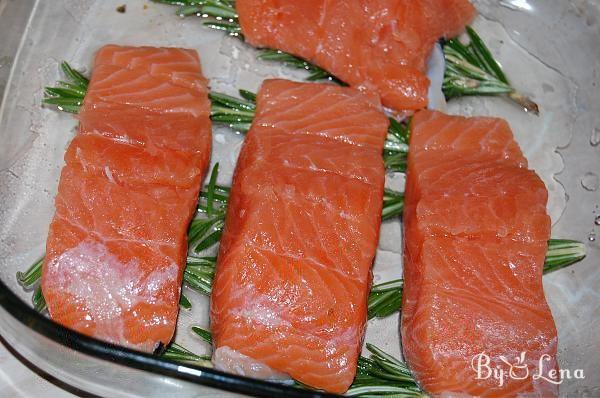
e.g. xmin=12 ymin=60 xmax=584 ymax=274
xmin=104 ymin=166 xmax=116 ymax=183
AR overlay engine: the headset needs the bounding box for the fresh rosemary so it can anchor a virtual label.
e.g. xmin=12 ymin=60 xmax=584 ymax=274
xmin=162 ymin=342 xmax=212 ymax=366
xmin=15 ymin=256 xmax=43 ymax=287
xmin=382 ymin=189 xmax=405 ymax=222
xmin=179 ymin=292 xmax=192 ymax=310
xmin=32 ymin=285 xmax=47 ymax=313
xmin=443 ymin=26 xmax=539 ymax=114
xmin=368 ymin=279 xmax=403 ymax=320
xmin=152 ymin=0 xmax=241 ymax=35
xmin=184 ymin=256 xmax=216 ymax=296
xmin=188 ymin=163 xmax=229 ymax=253
xmin=384 ymin=118 xmax=410 ymax=173
xmin=348 ymin=344 xmax=424 ymax=397
xmin=191 ymin=325 xmax=213 ymax=344
xmin=209 ymin=91 xmax=254 ymax=134
xmin=257 ymin=49 xmax=338 ymax=83
xmin=42 ymin=62 xmax=88 ymax=113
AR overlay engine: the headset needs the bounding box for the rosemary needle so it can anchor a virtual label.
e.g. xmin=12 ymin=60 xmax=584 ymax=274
xmin=544 ymin=239 xmax=587 ymax=274
xmin=191 ymin=326 xmax=213 ymax=345
xmin=179 ymin=293 xmax=192 ymax=310
xmin=206 ymin=162 xmax=220 ymax=217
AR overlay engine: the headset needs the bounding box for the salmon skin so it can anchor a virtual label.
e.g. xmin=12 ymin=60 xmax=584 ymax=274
xmin=41 ymin=46 xmax=211 ymax=352
xmin=237 ymin=0 xmax=475 ymax=111
xmin=401 ymin=110 xmax=558 ymax=397
xmin=210 ymin=79 xmax=388 ymax=393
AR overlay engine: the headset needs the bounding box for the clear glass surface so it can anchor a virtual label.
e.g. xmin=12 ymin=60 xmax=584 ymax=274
xmin=0 ymin=0 xmax=598 ymax=396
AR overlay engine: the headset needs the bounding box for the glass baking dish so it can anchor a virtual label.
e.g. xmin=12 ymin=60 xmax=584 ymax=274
xmin=0 ymin=0 xmax=598 ymax=396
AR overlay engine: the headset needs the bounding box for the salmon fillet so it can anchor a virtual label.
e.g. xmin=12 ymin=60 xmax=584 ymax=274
xmin=210 ymin=79 xmax=388 ymax=393
xmin=402 ymin=110 xmax=558 ymax=397
xmin=41 ymin=46 xmax=211 ymax=352
xmin=237 ymin=0 xmax=475 ymax=111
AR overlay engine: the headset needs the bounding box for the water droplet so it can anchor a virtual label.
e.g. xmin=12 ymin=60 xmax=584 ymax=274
xmin=595 ymin=215 xmax=600 ymax=226
xmin=581 ymin=172 xmax=599 ymax=191
xmin=591 ymin=127 xmax=600 ymax=147
xmin=589 ymin=231 xmax=596 ymax=242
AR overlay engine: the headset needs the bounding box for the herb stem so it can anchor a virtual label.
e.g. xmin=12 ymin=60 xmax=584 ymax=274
xmin=443 ymin=27 xmax=539 ymax=115
xmin=162 ymin=342 xmax=212 ymax=366
xmin=16 ymin=256 xmax=44 ymax=288
xmin=43 ymin=62 xmax=88 ymax=113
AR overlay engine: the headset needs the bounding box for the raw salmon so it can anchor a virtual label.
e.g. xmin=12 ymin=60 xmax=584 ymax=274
xmin=210 ymin=79 xmax=388 ymax=393
xmin=41 ymin=46 xmax=211 ymax=352
xmin=401 ymin=110 xmax=558 ymax=397
xmin=237 ymin=0 xmax=475 ymax=111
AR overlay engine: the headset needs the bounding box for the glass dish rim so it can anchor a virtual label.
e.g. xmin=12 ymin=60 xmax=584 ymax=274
xmin=0 ymin=277 xmax=336 ymax=398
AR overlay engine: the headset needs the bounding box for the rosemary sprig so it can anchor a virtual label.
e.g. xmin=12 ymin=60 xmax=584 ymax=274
xmin=382 ymin=189 xmax=405 ymax=221
xmin=184 ymin=256 xmax=216 ymax=296
xmin=32 ymin=285 xmax=47 ymax=313
xmin=187 ymin=203 xmax=225 ymax=248
xmin=209 ymin=91 xmax=255 ymax=134
xmin=162 ymin=342 xmax=212 ymax=366
xmin=443 ymin=26 xmax=539 ymax=114
xmin=257 ymin=49 xmax=339 ymax=83
xmin=188 ymin=164 xmax=229 ymax=253
xmin=43 ymin=62 xmax=88 ymax=113
xmin=16 ymin=256 xmax=47 ymax=312
xmin=368 ymin=279 xmax=403 ymax=320
xmin=384 ymin=118 xmax=410 ymax=173
xmin=152 ymin=0 xmax=242 ymax=35
xmin=16 ymin=256 xmax=44 ymax=288
xmin=209 ymin=90 xmax=254 ymax=134
xmin=349 ymin=344 xmax=424 ymax=397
